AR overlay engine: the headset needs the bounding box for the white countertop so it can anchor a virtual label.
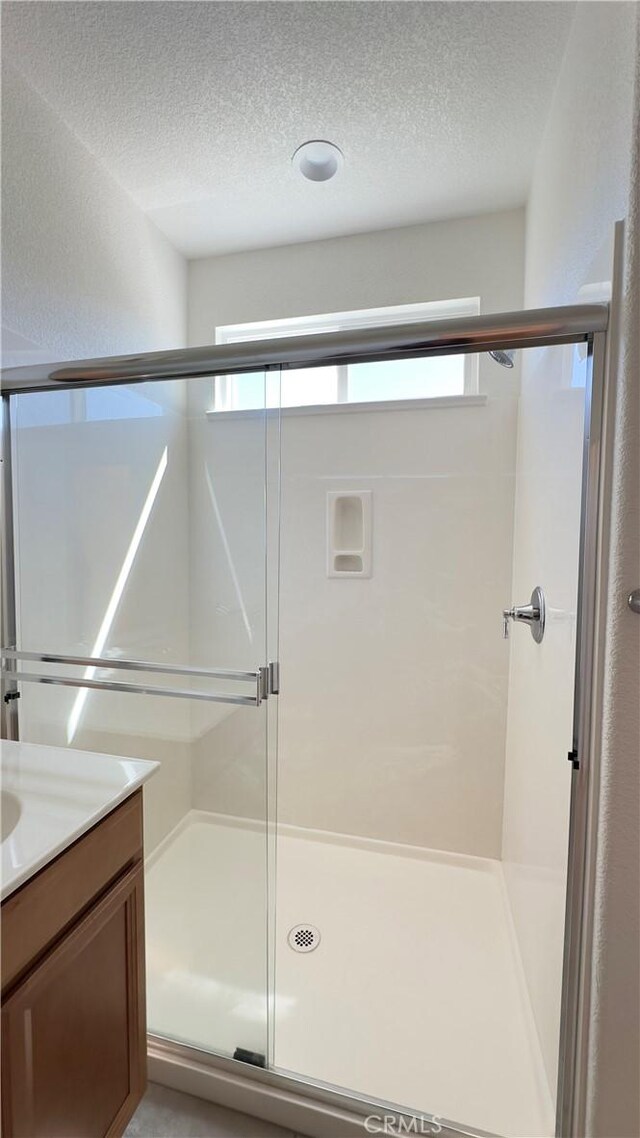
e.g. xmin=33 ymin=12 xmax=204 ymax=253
xmin=1 ymin=739 xmax=158 ymax=901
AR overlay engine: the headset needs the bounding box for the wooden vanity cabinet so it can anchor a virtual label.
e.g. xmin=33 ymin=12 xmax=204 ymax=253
xmin=1 ymin=791 xmax=147 ymax=1138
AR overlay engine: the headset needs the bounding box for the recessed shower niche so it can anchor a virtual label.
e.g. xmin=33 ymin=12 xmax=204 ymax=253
xmin=327 ymin=491 xmax=372 ymax=577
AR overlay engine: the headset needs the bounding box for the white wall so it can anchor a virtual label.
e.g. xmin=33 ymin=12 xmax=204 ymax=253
xmin=188 ymin=210 xmax=524 ymax=345
xmin=187 ymin=209 xmax=525 ymax=853
xmin=2 ymin=64 xmax=186 ymax=363
xmin=187 ymin=391 xmax=520 ymax=858
xmin=3 ymin=64 xmax=190 ymax=850
xmin=502 ymin=0 xmax=639 ymax=1117
xmin=11 ymin=386 xmax=193 ymax=853
xmin=502 ymin=343 xmax=585 ymax=1099
xmin=274 ymin=394 xmax=516 ymax=855
xmin=189 ymin=396 xmax=519 ymax=858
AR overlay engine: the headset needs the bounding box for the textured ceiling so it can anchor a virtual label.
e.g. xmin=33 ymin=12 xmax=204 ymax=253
xmin=2 ymin=1 xmax=575 ymax=258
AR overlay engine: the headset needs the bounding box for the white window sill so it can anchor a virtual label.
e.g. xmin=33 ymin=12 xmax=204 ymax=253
xmin=205 ymin=394 xmax=487 ymax=421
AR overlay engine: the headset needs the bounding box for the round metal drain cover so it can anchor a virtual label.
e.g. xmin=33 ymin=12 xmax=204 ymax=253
xmin=288 ymin=924 xmax=321 ymax=953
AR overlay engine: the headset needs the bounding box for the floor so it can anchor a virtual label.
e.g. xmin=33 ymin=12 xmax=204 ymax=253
xmin=145 ymin=812 xmax=555 ymax=1138
xmin=125 ymin=1082 xmax=297 ymax=1138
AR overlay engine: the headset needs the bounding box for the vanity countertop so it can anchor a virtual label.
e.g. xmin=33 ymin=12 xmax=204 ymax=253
xmin=1 ymin=739 xmax=158 ymax=901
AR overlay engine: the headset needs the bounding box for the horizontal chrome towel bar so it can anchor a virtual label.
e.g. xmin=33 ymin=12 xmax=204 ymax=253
xmin=1 ymin=649 xmax=259 ymax=683
xmin=3 ymin=669 xmax=262 ymax=707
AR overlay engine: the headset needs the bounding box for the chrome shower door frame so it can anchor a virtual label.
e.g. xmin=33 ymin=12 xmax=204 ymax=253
xmin=0 ymin=305 xmax=610 ymax=1138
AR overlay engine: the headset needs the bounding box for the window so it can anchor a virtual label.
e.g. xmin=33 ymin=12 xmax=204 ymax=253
xmin=212 ymin=298 xmax=480 ymax=413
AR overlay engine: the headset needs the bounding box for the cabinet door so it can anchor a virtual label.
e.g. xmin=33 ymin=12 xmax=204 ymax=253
xmin=1 ymin=863 xmax=146 ymax=1138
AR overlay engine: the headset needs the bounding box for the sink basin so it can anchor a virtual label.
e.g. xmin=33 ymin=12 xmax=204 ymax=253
xmin=1 ymin=789 xmax=22 ymax=841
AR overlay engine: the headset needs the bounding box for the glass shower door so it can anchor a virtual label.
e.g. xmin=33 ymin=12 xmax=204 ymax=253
xmin=271 ymin=343 xmax=587 ymax=1138
xmin=8 ymin=370 xmax=279 ymax=1063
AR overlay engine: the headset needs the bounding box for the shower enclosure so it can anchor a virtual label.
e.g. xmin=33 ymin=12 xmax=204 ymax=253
xmin=1 ymin=305 xmax=608 ymax=1138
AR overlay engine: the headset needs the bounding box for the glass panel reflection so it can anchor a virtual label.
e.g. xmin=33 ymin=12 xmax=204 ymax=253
xmin=11 ymin=370 xmax=275 ymax=1064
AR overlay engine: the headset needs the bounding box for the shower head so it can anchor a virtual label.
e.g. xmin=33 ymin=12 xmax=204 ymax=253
xmin=489 ymin=349 xmax=516 ymax=369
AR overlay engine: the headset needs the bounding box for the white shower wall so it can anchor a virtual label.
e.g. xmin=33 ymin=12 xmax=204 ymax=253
xmin=185 ymin=208 xmax=526 ymax=854
xmin=502 ymin=0 xmax=638 ymax=1106
xmin=502 ymin=348 xmax=584 ymax=1095
xmin=279 ymin=395 xmax=518 ymax=854
xmin=189 ymin=390 xmax=518 ymax=856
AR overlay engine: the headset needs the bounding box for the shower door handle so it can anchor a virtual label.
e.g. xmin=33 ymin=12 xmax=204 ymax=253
xmin=503 ymin=586 xmax=546 ymax=643
xmin=1 ymin=650 xmax=280 ymax=707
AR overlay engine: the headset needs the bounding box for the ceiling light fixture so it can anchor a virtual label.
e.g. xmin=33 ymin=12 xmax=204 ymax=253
xmin=292 ymin=139 xmax=344 ymax=182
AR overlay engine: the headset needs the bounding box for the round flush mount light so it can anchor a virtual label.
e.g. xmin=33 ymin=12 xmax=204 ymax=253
xmin=292 ymin=139 xmax=344 ymax=182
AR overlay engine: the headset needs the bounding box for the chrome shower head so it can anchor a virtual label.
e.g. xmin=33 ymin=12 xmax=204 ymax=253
xmin=489 ymin=348 xmax=516 ymax=369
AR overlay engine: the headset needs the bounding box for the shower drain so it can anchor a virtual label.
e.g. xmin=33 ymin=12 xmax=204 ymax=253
xmin=287 ymin=923 xmax=321 ymax=953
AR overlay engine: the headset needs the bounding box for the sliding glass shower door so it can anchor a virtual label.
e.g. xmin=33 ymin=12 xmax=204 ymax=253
xmin=270 ymin=343 xmax=590 ymax=1138
xmin=8 ymin=370 xmax=280 ymax=1063
xmin=2 ymin=309 xmax=605 ymax=1138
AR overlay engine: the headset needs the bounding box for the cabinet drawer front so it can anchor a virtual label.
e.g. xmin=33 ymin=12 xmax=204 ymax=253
xmin=1 ymin=862 xmax=146 ymax=1138
xmin=1 ymin=791 xmax=143 ymax=992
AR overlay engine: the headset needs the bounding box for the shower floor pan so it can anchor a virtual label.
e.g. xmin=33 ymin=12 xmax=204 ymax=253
xmin=145 ymin=811 xmax=554 ymax=1138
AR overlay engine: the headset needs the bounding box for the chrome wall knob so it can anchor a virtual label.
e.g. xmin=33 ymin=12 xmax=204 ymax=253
xmin=503 ymin=586 xmax=546 ymax=643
